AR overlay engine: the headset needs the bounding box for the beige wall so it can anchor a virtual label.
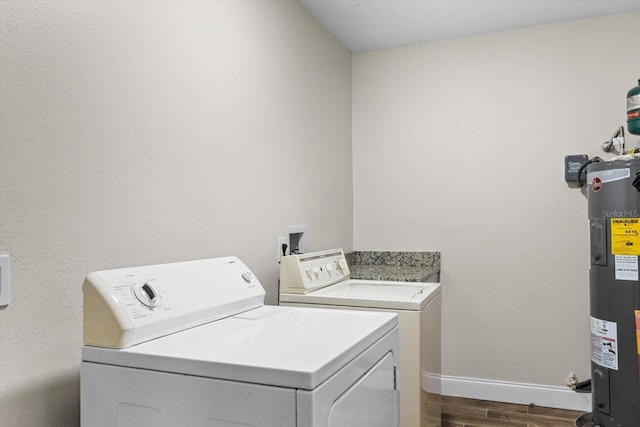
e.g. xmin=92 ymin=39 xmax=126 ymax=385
xmin=0 ymin=1 xmax=352 ymax=425
xmin=353 ymin=12 xmax=640 ymax=388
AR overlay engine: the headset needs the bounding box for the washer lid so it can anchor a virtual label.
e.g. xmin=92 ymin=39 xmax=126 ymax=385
xmin=280 ymin=280 xmax=441 ymax=310
xmin=82 ymin=305 xmax=397 ymax=390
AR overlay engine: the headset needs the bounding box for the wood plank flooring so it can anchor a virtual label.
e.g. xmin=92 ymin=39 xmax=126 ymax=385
xmin=440 ymin=395 xmax=585 ymax=427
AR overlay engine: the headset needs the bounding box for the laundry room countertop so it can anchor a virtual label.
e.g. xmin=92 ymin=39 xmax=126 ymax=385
xmin=345 ymin=251 xmax=440 ymax=282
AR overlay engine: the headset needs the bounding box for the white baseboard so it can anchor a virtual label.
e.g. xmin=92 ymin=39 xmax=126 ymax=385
xmin=422 ymin=373 xmax=591 ymax=412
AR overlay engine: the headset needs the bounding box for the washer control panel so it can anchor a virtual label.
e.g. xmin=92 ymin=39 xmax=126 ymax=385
xmin=83 ymin=257 xmax=265 ymax=348
xmin=280 ymin=249 xmax=350 ymax=294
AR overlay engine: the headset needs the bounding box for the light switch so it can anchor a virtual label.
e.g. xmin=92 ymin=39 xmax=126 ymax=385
xmin=0 ymin=255 xmax=9 ymax=307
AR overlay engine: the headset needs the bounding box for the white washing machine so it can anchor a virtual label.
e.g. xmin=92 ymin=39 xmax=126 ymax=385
xmin=279 ymin=249 xmax=441 ymax=427
xmin=81 ymin=256 xmax=400 ymax=427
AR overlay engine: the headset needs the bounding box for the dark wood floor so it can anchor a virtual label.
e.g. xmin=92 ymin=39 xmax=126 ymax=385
xmin=439 ymin=395 xmax=586 ymax=427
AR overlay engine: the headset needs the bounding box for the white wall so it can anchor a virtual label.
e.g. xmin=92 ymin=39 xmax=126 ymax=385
xmin=0 ymin=1 xmax=352 ymax=425
xmin=353 ymin=12 xmax=640 ymax=394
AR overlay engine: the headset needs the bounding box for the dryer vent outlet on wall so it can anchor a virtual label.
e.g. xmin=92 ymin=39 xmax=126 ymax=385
xmin=286 ymin=225 xmax=306 ymax=255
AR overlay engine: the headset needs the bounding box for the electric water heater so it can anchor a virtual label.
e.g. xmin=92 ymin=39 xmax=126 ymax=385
xmin=587 ymin=158 xmax=640 ymax=426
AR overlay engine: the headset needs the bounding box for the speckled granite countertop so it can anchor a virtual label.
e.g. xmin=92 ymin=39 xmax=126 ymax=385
xmin=345 ymin=251 xmax=440 ymax=282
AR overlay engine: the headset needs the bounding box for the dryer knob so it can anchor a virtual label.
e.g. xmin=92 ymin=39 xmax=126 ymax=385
xmin=133 ymin=282 xmax=159 ymax=308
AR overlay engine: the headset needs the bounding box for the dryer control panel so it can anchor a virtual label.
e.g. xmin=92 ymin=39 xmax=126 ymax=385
xmin=280 ymin=249 xmax=350 ymax=294
xmin=83 ymin=257 xmax=265 ymax=349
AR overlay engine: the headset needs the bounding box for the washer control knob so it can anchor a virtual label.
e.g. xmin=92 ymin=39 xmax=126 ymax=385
xmin=313 ymin=267 xmax=320 ymax=279
xmin=337 ymin=259 xmax=348 ymax=273
xmin=325 ymin=263 xmax=333 ymax=276
xmin=241 ymin=271 xmax=253 ymax=283
xmin=305 ymin=269 xmax=314 ymax=280
xmin=133 ymin=282 xmax=159 ymax=308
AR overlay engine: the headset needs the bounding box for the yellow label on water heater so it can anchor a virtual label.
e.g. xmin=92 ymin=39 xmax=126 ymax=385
xmin=611 ymin=218 xmax=640 ymax=255
xmin=636 ymin=310 xmax=640 ymax=355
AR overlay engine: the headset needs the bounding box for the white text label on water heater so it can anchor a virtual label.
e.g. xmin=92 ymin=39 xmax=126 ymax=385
xmin=591 ymin=317 xmax=618 ymax=370
xmin=615 ymin=255 xmax=639 ymax=281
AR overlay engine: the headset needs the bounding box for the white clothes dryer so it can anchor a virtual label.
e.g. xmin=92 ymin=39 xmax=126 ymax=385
xmin=81 ymin=256 xmax=399 ymax=427
xmin=279 ymin=249 xmax=441 ymax=427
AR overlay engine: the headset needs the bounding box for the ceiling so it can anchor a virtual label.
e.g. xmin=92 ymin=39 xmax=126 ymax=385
xmin=298 ymin=0 xmax=640 ymax=52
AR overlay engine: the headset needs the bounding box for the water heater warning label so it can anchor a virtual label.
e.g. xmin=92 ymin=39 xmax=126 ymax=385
xmin=611 ymin=218 xmax=640 ymax=255
xmin=591 ymin=317 xmax=618 ymax=370
xmin=615 ymin=255 xmax=639 ymax=281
